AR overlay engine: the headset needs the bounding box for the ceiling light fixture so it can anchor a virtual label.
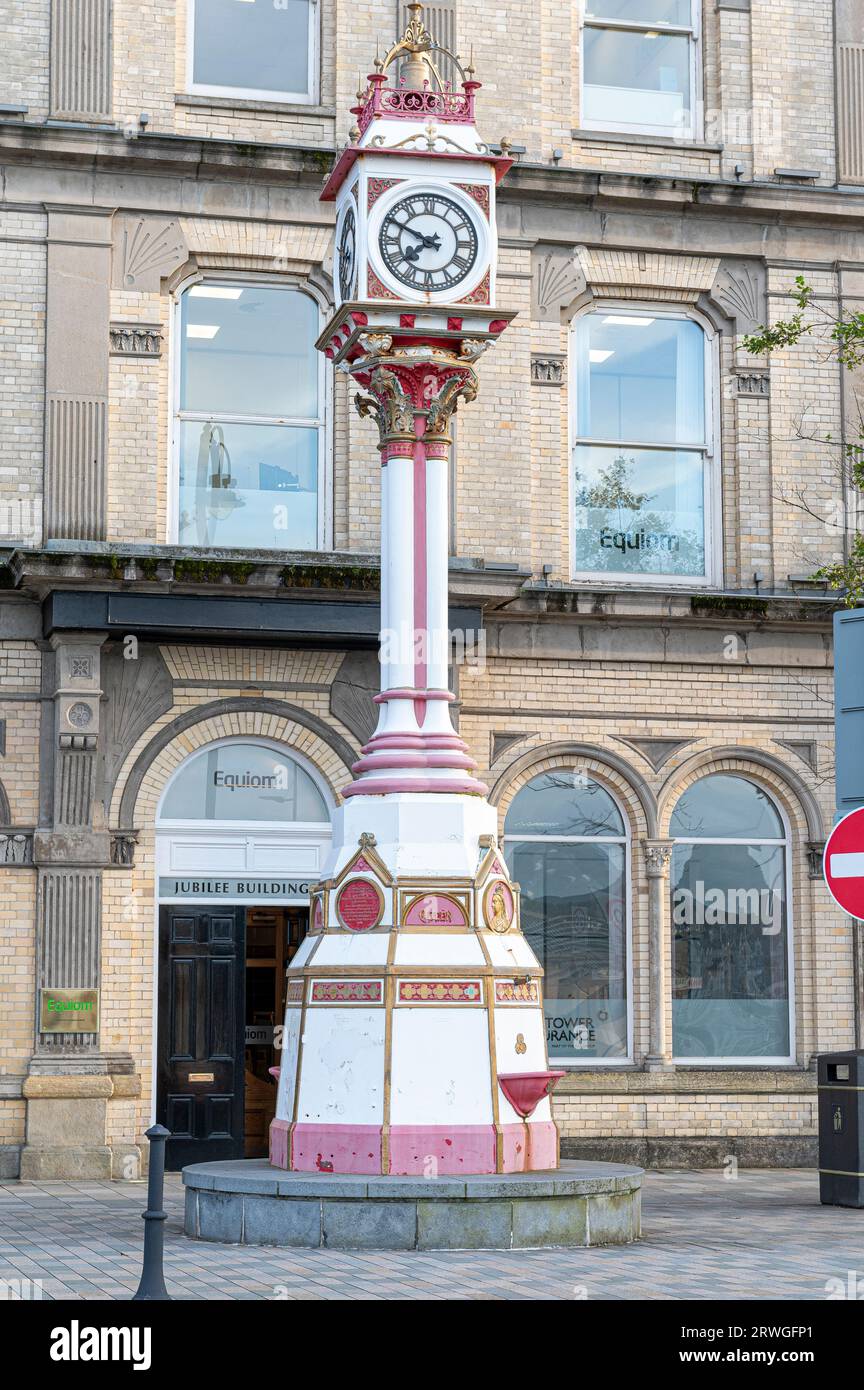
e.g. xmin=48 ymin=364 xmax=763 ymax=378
xmin=189 ymin=286 xmax=244 ymax=300
xmin=602 ymin=314 xmax=656 ymax=326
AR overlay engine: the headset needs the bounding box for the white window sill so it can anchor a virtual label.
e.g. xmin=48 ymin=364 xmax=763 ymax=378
xmin=176 ymin=93 xmax=333 ymax=118
xmin=572 ymin=126 xmax=721 ymax=153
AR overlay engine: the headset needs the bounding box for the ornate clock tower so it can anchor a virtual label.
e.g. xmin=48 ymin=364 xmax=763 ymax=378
xmin=270 ymin=5 xmax=562 ymax=1177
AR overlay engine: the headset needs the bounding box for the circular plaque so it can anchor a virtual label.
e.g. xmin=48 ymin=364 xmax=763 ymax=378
xmin=67 ymin=701 xmax=93 ymax=728
xmin=335 ymin=878 xmax=384 ymax=932
xmin=483 ymin=879 xmax=515 ymax=934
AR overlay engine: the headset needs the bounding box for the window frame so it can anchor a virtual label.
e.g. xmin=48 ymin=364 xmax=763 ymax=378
xmin=579 ymin=0 xmax=702 ymax=141
xmin=167 ymin=272 xmax=331 ymax=553
xmin=569 ymin=300 xmax=721 ymax=589
xmin=669 ymin=776 xmax=797 ymax=1067
xmin=185 ymin=0 xmax=320 ymax=105
xmin=503 ymin=771 xmax=634 ymax=1067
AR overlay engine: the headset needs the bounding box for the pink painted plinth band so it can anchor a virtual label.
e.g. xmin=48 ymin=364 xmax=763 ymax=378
xmin=342 ymin=775 xmax=489 ymax=797
xmin=351 ymin=752 xmax=478 ymax=774
xmin=269 ymin=1118 xmax=290 ymax=1169
xmin=500 ymin=1121 xmax=558 ymax=1173
xmin=362 ymin=732 xmax=469 ymax=752
xmin=289 ymin=1123 xmax=383 ymax=1174
xmin=269 ymin=1119 xmax=559 ymax=1174
xmin=374 ymin=689 xmax=455 ymax=703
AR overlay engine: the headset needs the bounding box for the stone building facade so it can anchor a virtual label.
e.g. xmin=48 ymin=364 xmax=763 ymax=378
xmin=0 ymin=0 xmax=861 ymax=1176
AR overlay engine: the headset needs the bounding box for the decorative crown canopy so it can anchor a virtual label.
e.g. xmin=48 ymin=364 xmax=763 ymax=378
xmin=349 ymin=2 xmax=481 ymax=143
xmin=379 ymin=2 xmax=474 ymax=92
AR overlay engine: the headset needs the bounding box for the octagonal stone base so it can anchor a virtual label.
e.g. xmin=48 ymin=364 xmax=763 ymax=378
xmin=182 ymin=1158 xmax=642 ymax=1250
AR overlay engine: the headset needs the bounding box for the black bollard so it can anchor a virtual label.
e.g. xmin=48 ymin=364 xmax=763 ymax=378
xmin=132 ymin=1124 xmax=172 ymax=1301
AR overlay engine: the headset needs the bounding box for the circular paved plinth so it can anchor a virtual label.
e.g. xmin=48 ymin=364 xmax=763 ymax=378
xmin=182 ymin=1159 xmax=643 ymax=1250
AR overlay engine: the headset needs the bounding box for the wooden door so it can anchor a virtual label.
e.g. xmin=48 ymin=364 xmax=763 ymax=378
xmin=157 ymin=907 xmax=245 ymax=1170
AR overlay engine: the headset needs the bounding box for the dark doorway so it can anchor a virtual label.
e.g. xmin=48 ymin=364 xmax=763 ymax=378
xmin=157 ymin=903 xmax=309 ymax=1169
xmin=244 ymin=907 xmax=309 ymax=1156
xmin=157 ymin=907 xmax=246 ymax=1170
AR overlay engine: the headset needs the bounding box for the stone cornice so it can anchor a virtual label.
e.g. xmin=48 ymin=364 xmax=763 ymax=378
xmin=3 ymin=123 xmax=864 ymax=227
xmin=503 ymin=161 xmax=864 ymax=228
xmin=0 ymin=121 xmax=337 ymax=186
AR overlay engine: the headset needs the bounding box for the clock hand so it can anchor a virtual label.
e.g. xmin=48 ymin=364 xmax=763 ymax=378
xmin=396 ymin=220 xmax=442 ymax=252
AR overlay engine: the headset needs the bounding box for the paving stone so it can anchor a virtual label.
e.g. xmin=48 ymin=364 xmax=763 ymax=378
xmin=0 ymin=1169 xmax=860 ymax=1299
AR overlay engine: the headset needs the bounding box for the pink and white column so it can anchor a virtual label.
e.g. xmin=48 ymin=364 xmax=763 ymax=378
xmin=346 ymin=350 xmax=486 ymax=798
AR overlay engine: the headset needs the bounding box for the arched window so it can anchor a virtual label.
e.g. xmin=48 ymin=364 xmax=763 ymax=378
xmin=669 ymin=774 xmax=793 ymax=1062
xmin=159 ymin=741 xmax=329 ymax=824
xmin=174 ymin=282 xmax=324 ymax=551
xmin=572 ymin=306 xmax=717 ymax=584
xmin=504 ymin=770 xmax=630 ymax=1063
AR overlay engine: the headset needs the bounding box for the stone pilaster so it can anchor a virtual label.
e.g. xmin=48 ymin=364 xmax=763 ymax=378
xmin=642 ymin=839 xmax=675 ymax=1072
xmin=21 ymin=634 xmax=122 ymax=1179
xmin=44 ymin=207 xmax=112 ymax=542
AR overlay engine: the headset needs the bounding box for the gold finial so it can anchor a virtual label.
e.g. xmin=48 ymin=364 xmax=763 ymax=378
xmin=380 ymin=1 xmax=451 ymax=91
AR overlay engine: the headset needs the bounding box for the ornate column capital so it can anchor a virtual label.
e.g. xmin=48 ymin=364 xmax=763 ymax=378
xmin=351 ymin=346 xmax=479 ymax=449
xmin=642 ymin=839 xmax=675 ymax=877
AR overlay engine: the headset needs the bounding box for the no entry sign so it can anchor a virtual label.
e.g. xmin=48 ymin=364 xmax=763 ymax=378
xmin=823 ymin=807 xmax=864 ymax=917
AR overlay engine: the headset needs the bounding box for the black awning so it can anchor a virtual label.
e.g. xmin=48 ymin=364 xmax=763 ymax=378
xmin=43 ymin=590 xmax=482 ymax=649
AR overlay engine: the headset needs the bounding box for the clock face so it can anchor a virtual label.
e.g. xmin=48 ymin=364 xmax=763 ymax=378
xmin=337 ymin=204 xmax=357 ymax=302
xmin=378 ymin=191 xmax=480 ymax=294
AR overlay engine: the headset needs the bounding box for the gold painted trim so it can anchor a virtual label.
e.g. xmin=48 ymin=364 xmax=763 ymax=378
xmin=334 ymin=843 xmax=394 ymax=888
xmin=819 ymin=1167 xmax=864 ymax=1177
xmin=486 ymin=971 xmax=502 ymax=1171
xmin=307 ymin=979 xmax=385 ymax=1005
xmin=289 ymin=962 xmax=543 ymax=980
xmin=382 ymin=969 xmax=396 ymax=1175
xmin=397 ymin=875 xmax=475 ymax=889
xmin=818 ymin=1084 xmax=864 ymax=1091
xmin=399 ymin=888 xmax=472 ymax=928
xmin=290 ymin=983 xmax=308 ymax=1130
xmin=392 ymin=925 xmax=477 ymax=934
xmin=475 ymin=845 xmax=509 ymax=886
xmin=395 ymin=978 xmax=486 ymax=1006
xmin=483 ymin=877 xmax=516 ymax=934
xmin=309 ymin=889 xmax=328 ymax=934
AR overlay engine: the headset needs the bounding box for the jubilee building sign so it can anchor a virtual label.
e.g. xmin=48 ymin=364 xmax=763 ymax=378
xmin=158 ymin=878 xmax=313 ymax=900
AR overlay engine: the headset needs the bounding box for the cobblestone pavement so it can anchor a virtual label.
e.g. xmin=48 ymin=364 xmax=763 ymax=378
xmin=0 ymin=1169 xmax=861 ymax=1300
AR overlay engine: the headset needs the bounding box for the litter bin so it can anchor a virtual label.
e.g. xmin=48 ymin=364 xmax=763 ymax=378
xmin=817 ymin=1049 xmax=864 ymax=1208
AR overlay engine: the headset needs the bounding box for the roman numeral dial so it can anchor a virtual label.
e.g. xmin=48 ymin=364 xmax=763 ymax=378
xmin=337 ymin=204 xmax=357 ymax=302
xmin=378 ymin=192 xmax=480 ymax=294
